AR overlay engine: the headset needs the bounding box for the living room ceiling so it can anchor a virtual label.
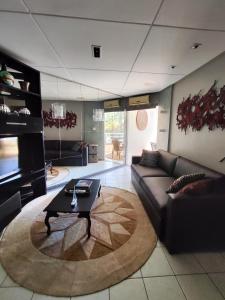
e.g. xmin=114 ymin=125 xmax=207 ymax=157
xmin=0 ymin=0 xmax=225 ymax=101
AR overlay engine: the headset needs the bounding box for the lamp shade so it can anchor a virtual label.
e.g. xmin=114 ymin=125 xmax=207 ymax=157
xmin=51 ymin=103 xmax=66 ymax=119
xmin=93 ymin=108 xmax=104 ymax=122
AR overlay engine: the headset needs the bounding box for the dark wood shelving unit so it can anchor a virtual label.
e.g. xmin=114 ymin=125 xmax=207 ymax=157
xmin=0 ymin=114 xmax=43 ymax=134
xmin=0 ymin=51 xmax=46 ymax=231
xmin=0 ymin=83 xmax=40 ymax=98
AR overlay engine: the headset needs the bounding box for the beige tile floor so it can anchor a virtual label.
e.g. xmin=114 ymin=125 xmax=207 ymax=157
xmin=1 ymin=166 xmax=225 ymax=300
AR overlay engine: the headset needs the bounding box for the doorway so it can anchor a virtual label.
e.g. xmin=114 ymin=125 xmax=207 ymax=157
xmin=126 ymin=108 xmax=158 ymax=165
xmin=104 ymin=111 xmax=126 ymax=164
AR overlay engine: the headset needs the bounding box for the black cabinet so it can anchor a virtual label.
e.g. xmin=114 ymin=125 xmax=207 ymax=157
xmin=0 ymin=51 xmax=46 ymax=229
xmin=0 ymin=191 xmax=21 ymax=232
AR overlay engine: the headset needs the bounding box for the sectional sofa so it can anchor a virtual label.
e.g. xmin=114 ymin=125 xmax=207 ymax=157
xmin=131 ymin=150 xmax=224 ymax=253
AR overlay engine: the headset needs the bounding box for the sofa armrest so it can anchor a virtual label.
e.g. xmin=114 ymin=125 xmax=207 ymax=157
xmin=165 ymin=192 xmax=225 ymax=253
xmin=81 ymin=144 xmax=88 ymax=166
xmin=132 ymin=156 xmax=141 ymax=164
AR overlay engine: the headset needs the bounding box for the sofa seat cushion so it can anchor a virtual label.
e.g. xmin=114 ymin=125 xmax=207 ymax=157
xmin=60 ymin=150 xmax=82 ymax=158
xmin=45 ymin=151 xmax=59 ymax=159
xmin=140 ymin=177 xmax=174 ymax=214
xmin=131 ymin=164 xmax=168 ymax=179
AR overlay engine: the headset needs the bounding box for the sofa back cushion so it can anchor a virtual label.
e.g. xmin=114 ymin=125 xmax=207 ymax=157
xmin=173 ymin=157 xmax=221 ymax=179
xmin=139 ymin=150 xmax=159 ymax=167
xmin=44 ymin=140 xmax=60 ymax=151
xmin=61 ymin=141 xmax=80 ymax=151
xmin=158 ymin=150 xmax=178 ymax=175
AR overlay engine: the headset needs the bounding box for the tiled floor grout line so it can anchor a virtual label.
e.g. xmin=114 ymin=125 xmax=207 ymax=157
xmin=30 ymin=291 xmax=34 ymax=300
xmin=161 ymin=247 xmax=188 ymax=300
xmin=0 ymin=275 xmax=7 ymax=287
xmin=108 ymin=287 xmax=110 ymax=300
xmin=140 ymin=269 xmax=150 ymax=300
xmin=206 ymin=273 xmax=225 ymax=299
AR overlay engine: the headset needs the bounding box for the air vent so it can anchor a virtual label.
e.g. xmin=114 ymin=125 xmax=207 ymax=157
xmin=92 ymin=45 xmax=101 ymax=58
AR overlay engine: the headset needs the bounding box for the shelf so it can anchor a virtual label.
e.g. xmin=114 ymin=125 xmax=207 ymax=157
xmin=0 ymin=114 xmax=43 ymax=134
xmin=0 ymin=83 xmax=40 ymax=99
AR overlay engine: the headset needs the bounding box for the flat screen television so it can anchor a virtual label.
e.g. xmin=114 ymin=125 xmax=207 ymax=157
xmin=0 ymin=137 xmax=20 ymax=181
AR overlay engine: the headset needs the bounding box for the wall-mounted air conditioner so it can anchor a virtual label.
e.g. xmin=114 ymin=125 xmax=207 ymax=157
xmin=129 ymin=95 xmax=149 ymax=106
xmin=104 ymin=99 xmax=120 ymax=109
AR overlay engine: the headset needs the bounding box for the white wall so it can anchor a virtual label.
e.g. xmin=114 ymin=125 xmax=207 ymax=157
xmin=42 ymin=100 xmax=84 ymax=141
xmin=126 ymin=108 xmax=158 ymax=165
xmin=157 ymin=86 xmax=172 ymax=150
xmin=169 ymin=52 xmax=225 ymax=174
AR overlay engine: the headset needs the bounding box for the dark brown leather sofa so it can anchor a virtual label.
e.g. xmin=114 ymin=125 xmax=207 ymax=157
xmin=131 ymin=150 xmax=224 ymax=253
xmin=44 ymin=140 xmax=88 ymax=166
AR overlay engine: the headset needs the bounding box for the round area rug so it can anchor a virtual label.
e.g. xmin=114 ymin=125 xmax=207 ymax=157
xmin=0 ymin=187 xmax=156 ymax=297
xmin=46 ymin=167 xmax=69 ymax=188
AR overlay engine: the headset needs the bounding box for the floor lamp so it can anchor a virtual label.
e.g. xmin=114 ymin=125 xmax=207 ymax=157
xmin=51 ymin=103 xmax=66 ymax=159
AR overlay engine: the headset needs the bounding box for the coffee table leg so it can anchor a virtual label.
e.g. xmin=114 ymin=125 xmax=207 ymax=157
xmin=44 ymin=212 xmax=51 ymax=235
xmin=98 ymin=185 xmax=101 ymax=197
xmin=78 ymin=212 xmax=91 ymax=239
xmin=87 ymin=214 xmax=91 ymax=239
xmin=44 ymin=211 xmax=59 ymax=235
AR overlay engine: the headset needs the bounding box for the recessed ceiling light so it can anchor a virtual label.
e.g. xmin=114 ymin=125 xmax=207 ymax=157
xmin=191 ymin=43 xmax=202 ymax=49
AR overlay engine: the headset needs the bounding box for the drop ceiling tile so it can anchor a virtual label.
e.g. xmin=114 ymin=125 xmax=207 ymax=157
xmin=58 ymin=82 xmax=82 ymax=100
xmin=38 ymin=67 xmax=71 ymax=81
xmin=122 ymin=72 xmax=184 ymax=95
xmin=0 ymin=0 xmax=27 ymax=12
xmin=25 ymin=0 xmax=161 ymax=24
xmin=155 ymin=0 xmax=225 ymax=30
xmin=81 ymin=86 xmax=117 ymax=101
xmin=41 ymin=81 xmax=58 ymax=100
xmin=133 ymin=26 xmax=225 ymax=75
xmin=41 ymin=78 xmax=116 ymax=101
xmin=69 ymin=69 xmax=129 ymax=93
xmin=0 ymin=12 xmax=60 ymax=67
xmin=34 ymin=15 xmax=149 ymax=70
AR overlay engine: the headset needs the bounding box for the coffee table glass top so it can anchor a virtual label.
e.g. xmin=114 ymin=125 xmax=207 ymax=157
xmin=44 ymin=179 xmax=101 ymax=213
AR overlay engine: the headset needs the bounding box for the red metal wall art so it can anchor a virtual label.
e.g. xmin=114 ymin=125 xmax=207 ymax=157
xmin=43 ymin=109 xmax=77 ymax=129
xmin=177 ymin=81 xmax=225 ymax=133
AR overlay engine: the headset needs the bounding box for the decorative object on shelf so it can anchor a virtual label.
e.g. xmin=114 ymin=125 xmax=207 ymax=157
xmin=93 ymin=108 xmax=104 ymax=122
xmin=177 ymin=81 xmax=225 ymax=133
xmin=136 ymin=110 xmax=148 ymax=130
xmin=18 ymin=107 xmax=31 ymax=115
xmin=0 ymin=64 xmax=14 ymax=86
xmin=43 ymin=108 xmax=77 ymax=129
xmin=18 ymin=80 xmax=30 ymax=91
xmin=0 ymin=103 xmax=11 ymax=114
xmin=13 ymin=110 xmax=19 ymax=116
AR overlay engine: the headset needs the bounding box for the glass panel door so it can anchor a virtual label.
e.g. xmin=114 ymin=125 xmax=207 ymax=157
xmin=104 ymin=111 xmax=126 ymax=164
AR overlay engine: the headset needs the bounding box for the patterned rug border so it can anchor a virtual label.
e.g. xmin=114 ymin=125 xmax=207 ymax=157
xmin=0 ymin=186 xmax=157 ymax=297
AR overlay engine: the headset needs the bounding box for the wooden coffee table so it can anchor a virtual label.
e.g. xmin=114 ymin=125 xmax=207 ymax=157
xmin=43 ymin=179 xmax=101 ymax=238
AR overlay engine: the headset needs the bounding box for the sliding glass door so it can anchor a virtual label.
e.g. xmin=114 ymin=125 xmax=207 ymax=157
xmin=104 ymin=111 xmax=126 ymax=164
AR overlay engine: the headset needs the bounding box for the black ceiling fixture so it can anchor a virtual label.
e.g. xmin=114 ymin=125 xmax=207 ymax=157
xmin=92 ymin=45 xmax=101 ymax=58
xmin=191 ymin=43 xmax=202 ymax=49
